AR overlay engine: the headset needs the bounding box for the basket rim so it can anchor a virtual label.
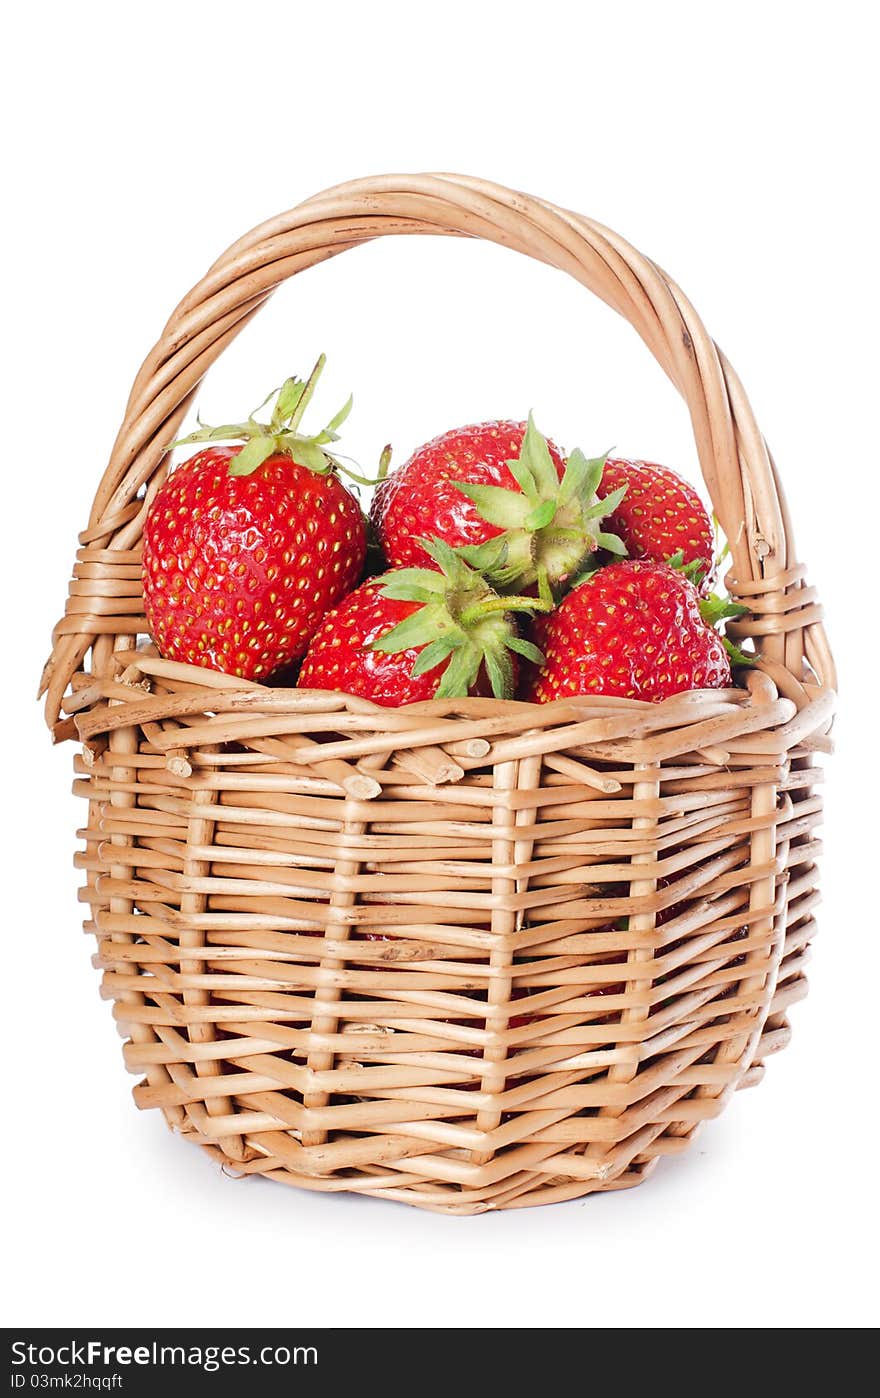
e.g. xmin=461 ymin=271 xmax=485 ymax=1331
xmin=63 ymin=647 xmax=833 ymax=781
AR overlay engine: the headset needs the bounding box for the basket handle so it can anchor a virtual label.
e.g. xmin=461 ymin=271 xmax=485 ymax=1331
xmin=41 ymin=172 xmax=835 ymax=727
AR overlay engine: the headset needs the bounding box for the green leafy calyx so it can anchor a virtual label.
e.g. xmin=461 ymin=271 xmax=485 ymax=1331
xmin=668 ymin=529 xmax=755 ymax=667
xmin=370 ymin=537 xmax=547 ymax=700
xmin=452 ymin=414 xmax=626 ymax=605
xmin=666 ymin=547 xmax=708 ymax=589
xmin=697 ymin=591 xmax=756 ymax=667
xmin=168 ymin=355 xmax=375 ymax=486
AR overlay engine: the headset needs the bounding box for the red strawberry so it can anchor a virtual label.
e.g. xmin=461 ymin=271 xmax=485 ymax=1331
xmin=372 ymin=420 xmax=561 ymax=564
xmin=143 ymin=359 xmax=367 ymax=679
xmin=371 ymin=417 xmax=625 ymax=604
xmin=521 ymin=559 xmax=731 ymax=704
xmin=298 ymin=539 xmax=544 ymax=706
xmin=597 ymin=458 xmax=715 ymax=590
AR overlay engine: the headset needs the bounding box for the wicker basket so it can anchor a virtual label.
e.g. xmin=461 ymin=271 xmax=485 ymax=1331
xmin=41 ymin=174 xmax=835 ymax=1214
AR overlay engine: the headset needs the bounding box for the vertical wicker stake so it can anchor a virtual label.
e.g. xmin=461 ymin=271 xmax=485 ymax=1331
xmin=585 ymin=763 xmax=660 ymax=1183
xmin=42 ymin=175 xmax=834 ymax=1212
xmin=177 ymin=746 xmax=248 ymax=1162
xmin=301 ymin=752 xmax=388 ymax=1148
xmin=470 ymin=759 xmax=525 ymax=1168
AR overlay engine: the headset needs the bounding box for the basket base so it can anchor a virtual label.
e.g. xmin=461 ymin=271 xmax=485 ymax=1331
xmin=193 ymin=1136 xmax=660 ymax=1214
xmin=156 ymin=998 xmax=800 ymax=1215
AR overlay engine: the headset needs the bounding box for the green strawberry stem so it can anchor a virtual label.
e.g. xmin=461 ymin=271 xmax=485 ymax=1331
xmin=168 ymin=355 xmax=380 ymax=487
xmin=371 ymin=537 xmax=545 ymax=701
xmin=282 ymin=353 xmax=325 ymax=433
xmin=536 ymin=563 xmax=554 ymax=611
xmin=458 ymin=592 xmax=552 ymax=625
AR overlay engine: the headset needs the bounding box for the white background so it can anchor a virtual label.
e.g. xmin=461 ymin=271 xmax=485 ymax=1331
xmin=3 ymin=1 xmax=877 ymax=1330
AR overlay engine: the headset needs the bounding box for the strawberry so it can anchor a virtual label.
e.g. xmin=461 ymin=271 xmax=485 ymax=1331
xmin=297 ymin=539 xmax=544 ymax=706
xmin=521 ymin=559 xmax=731 ymax=703
xmin=596 ymin=458 xmax=715 ymax=590
xmin=371 ymin=417 xmax=625 ymax=605
xmin=143 ymin=358 xmax=367 ymax=679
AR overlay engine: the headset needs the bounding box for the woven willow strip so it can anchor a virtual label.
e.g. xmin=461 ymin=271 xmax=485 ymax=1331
xmin=43 ymin=175 xmax=833 ymax=1212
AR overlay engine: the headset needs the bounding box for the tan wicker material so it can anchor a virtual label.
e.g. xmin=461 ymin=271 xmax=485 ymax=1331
xmin=41 ymin=175 xmax=834 ymax=1213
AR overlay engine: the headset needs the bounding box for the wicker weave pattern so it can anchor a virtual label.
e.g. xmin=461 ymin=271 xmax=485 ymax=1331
xmin=42 ymin=175 xmax=834 ymax=1212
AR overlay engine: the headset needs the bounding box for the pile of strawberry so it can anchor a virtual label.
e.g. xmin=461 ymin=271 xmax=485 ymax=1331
xmin=143 ymin=359 xmax=748 ymax=706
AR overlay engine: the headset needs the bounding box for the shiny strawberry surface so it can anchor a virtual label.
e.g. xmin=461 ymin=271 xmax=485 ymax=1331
xmin=143 ymin=446 xmax=366 ymax=679
xmin=522 ymin=559 xmax=731 ymax=703
xmin=598 ymin=458 xmax=715 ymax=590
